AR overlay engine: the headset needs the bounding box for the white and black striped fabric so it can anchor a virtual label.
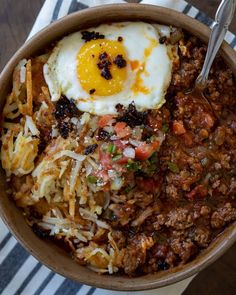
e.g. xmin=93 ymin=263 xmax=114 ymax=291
xmin=0 ymin=1 xmax=235 ymax=294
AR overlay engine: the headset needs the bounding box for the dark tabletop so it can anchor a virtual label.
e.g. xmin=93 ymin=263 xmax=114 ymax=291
xmin=0 ymin=0 xmax=235 ymax=294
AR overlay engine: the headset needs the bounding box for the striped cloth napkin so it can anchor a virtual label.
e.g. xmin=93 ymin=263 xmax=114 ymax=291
xmin=0 ymin=1 xmax=235 ymax=295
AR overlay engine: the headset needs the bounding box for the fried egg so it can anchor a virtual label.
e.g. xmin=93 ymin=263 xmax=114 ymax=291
xmin=44 ymin=22 xmax=174 ymax=115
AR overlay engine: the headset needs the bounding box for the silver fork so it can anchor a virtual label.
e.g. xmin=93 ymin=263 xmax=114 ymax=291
xmin=196 ymin=0 xmax=236 ymax=88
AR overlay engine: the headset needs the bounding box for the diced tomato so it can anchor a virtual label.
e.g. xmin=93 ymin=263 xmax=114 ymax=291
xmin=186 ymin=184 xmax=208 ymax=200
xmin=135 ymin=141 xmax=160 ymax=161
xmin=148 ymin=114 xmax=162 ymax=130
xmin=172 ymin=120 xmax=186 ymax=135
xmin=99 ymin=150 xmax=112 ymax=169
xmin=98 ymin=115 xmax=114 ymax=128
xmin=114 ymin=122 xmax=131 ymax=138
xmin=137 ymin=177 xmax=162 ymax=193
xmin=115 ymin=156 xmax=129 ymax=165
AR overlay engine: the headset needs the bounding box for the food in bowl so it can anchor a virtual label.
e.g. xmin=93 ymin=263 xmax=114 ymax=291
xmin=1 ymin=21 xmax=236 ymax=276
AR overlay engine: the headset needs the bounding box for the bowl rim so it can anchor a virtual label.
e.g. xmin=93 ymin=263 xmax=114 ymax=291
xmin=0 ymin=3 xmax=236 ymax=291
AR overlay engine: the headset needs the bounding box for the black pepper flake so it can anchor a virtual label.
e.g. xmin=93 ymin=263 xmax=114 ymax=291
xmin=84 ymin=144 xmax=98 ymax=155
xmin=159 ymin=36 xmax=167 ymax=44
xmin=97 ymin=51 xmax=112 ymax=80
xmin=99 ymin=52 xmax=108 ymax=60
xmin=81 ymin=30 xmax=105 ymax=42
xmin=89 ymin=89 xmax=96 ymax=94
xmin=101 ymin=68 xmax=112 ymax=80
xmin=97 ymin=128 xmax=110 ymax=141
xmin=54 ymin=95 xmax=79 ymax=120
xmin=117 ymin=36 xmax=123 ymax=42
xmin=113 ymin=54 xmax=127 ymax=69
xmin=57 ymin=121 xmax=72 ymax=139
xmin=116 ymin=102 xmax=148 ymax=128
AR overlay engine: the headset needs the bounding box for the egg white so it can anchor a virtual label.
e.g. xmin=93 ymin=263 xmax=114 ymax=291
xmin=43 ymin=22 xmax=173 ymax=115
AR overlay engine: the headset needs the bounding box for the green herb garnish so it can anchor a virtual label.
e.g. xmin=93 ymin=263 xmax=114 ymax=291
xmin=112 ymin=154 xmax=123 ymax=161
xmin=87 ymin=175 xmax=98 ymax=184
xmin=126 ymin=161 xmax=141 ymax=171
xmin=124 ymin=186 xmax=133 ymax=193
xmin=162 ymin=123 xmax=169 ymax=133
xmin=167 ymin=161 xmax=180 ymax=173
xmin=107 ymin=143 xmax=117 ymax=154
xmin=149 ymin=151 xmax=158 ymax=164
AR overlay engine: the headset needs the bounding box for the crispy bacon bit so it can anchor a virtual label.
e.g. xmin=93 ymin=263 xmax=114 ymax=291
xmin=116 ymin=102 xmax=148 ymax=128
xmin=159 ymin=36 xmax=167 ymax=44
xmin=84 ymin=144 xmax=98 ymax=155
xmin=97 ymin=52 xmax=112 ymax=80
xmin=99 ymin=52 xmax=108 ymax=60
xmin=113 ymin=55 xmax=127 ymax=69
xmin=81 ymin=31 xmax=105 ymax=42
xmin=57 ymin=121 xmax=72 ymax=139
xmin=97 ymin=128 xmax=110 ymax=141
xmin=117 ymin=36 xmax=123 ymax=42
xmin=89 ymin=88 xmax=96 ymax=94
xmin=54 ymin=96 xmax=79 ymax=120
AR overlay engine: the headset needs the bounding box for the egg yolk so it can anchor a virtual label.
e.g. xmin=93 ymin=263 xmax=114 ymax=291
xmin=77 ymin=39 xmax=127 ymax=96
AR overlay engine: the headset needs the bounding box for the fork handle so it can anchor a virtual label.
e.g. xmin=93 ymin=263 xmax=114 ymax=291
xmin=196 ymin=0 xmax=236 ymax=87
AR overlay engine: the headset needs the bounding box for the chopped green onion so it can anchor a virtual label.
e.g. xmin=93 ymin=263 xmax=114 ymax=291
xmin=124 ymin=185 xmax=133 ymax=193
xmin=107 ymin=143 xmax=117 ymax=154
xmin=167 ymin=161 xmax=180 ymax=173
xmin=112 ymin=154 xmax=122 ymax=161
xmin=149 ymin=151 xmax=158 ymax=164
xmin=87 ymin=175 xmax=98 ymax=184
xmin=126 ymin=161 xmax=141 ymax=171
xmin=162 ymin=123 xmax=169 ymax=133
xmin=150 ymin=135 xmax=157 ymax=142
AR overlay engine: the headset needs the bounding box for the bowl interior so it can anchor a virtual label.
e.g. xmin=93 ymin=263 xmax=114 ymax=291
xmin=0 ymin=4 xmax=236 ymax=291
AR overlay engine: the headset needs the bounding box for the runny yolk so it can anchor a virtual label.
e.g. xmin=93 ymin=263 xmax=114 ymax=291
xmin=131 ymin=63 xmax=150 ymax=94
xmin=77 ymin=39 xmax=127 ymax=96
xmin=131 ymin=38 xmax=157 ymax=94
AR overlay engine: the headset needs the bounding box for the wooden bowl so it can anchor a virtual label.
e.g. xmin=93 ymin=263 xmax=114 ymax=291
xmin=0 ymin=4 xmax=236 ymax=291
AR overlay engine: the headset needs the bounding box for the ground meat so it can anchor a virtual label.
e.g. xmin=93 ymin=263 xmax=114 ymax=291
xmin=171 ymin=238 xmax=198 ymax=263
xmin=200 ymin=205 xmax=211 ymax=217
xmin=153 ymin=214 xmax=166 ymax=230
xmin=211 ymin=203 xmax=236 ymax=229
xmin=121 ymin=234 xmax=154 ymax=275
xmin=165 ymin=208 xmax=193 ymax=230
xmin=193 ymin=227 xmax=211 ymax=247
